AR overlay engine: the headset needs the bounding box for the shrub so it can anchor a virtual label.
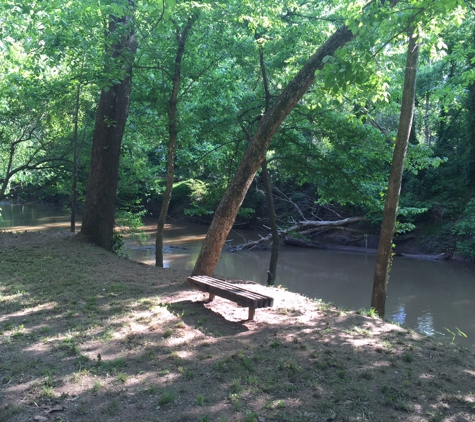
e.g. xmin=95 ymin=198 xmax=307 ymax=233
xmin=452 ymin=199 xmax=475 ymax=259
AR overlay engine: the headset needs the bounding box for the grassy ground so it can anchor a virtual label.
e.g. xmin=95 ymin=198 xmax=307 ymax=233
xmin=1 ymin=231 xmax=475 ymax=422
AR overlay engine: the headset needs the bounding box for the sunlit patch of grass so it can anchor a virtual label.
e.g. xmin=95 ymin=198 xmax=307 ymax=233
xmin=163 ymin=329 xmax=173 ymax=339
xmin=39 ymin=386 xmax=55 ymax=400
xmin=56 ymin=338 xmax=80 ymax=356
xmin=100 ymin=327 xmax=115 ymax=342
xmin=117 ymin=372 xmax=127 ymax=383
xmin=92 ymin=381 xmax=102 ymax=392
xmin=98 ymin=358 xmax=127 ymax=374
xmin=352 ymin=326 xmax=372 ymax=337
xmin=72 ymin=369 xmax=92 ymax=382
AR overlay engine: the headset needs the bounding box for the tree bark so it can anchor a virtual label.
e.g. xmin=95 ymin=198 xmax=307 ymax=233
xmin=155 ymin=16 xmax=196 ymax=267
xmin=71 ymin=82 xmax=81 ymax=233
xmin=468 ymin=29 xmax=475 ymax=182
xmin=80 ymin=1 xmax=137 ymax=250
xmin=371 ymin=31 xmax=420 ymax=317
xmin=257 ymin=36 xmax=280 ymax=285
xmin=262 ymin=161 xmax=279 ymax=285
xmin=469 ymin=80 xmax=475 ymax=182
xmin=192 ymin=24 xmax=357 ymax=276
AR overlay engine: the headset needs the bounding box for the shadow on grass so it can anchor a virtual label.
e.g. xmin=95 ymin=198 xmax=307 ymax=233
xmin=1 ymin=232 xmax=475 ymax=422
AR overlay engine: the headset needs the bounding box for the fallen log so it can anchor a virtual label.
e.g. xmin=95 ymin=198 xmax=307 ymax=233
xmin=283 ymin=236 xmax=452 ymax=261
xmin=396 ymin=252 xmax=451 ymax=261
xmin=285 ymin=216 xmax=366 ymax=232
xmin=228 ymin=233 xmax=273 ymax=251
xmin=230 ymin=216 xmax=366 ymax=251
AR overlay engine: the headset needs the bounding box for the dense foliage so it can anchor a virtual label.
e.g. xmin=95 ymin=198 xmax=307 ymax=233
xmin=1 ymin=0 xmax=474 ymax=257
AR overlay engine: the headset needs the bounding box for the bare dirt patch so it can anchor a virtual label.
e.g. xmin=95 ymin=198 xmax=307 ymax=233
xmin=1 ymin=231 xmax=474 ymax=422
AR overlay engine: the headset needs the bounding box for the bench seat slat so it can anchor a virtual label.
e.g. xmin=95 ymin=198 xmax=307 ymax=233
xmin=189 ymin=277 xmax=273 ymax=306
xmin=186 ymin=276 xmax=274 ymax=310
xmin=198 ymin=279 xmax=270 ymax=303
xmin=189 ymin=275 xmax=273 ymax=302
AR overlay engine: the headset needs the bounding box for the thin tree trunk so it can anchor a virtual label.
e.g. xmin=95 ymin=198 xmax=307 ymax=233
xmin=262 ymin=161 xmax=279 ymax=285
xmin=1 ymin=143 xmax=16 ymax=199
xmin=257 ymin=39 xmax=280 ymax=285
xmin=424 ymin=92 xmax=430 ymax=146
xmin=469 ymin=80 xmax=475 ymax=182
xmin=468 ymin=30 xmax=475 ymax=182
xmin=71 ymin=82 xmax=81 ymax=233
xmin=371 ymin=31 xmax=420 ymax=317
xmin=80 ymin=1 xmax=137 ymax=250
xmin=155 ymin=16 xmax=196 ymax=267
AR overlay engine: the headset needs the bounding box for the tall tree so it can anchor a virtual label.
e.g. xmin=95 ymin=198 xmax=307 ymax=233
xmin=155 ymin=14 xmax=197 ymax=267
xmin=371 ymin=30 xmax=420 ymax=317
xmin=80 ymin=0 xmax=137 ymax=250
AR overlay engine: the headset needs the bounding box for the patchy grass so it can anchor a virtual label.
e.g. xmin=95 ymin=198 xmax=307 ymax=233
xmin=1 ymin=231 xmax=475 ymax=422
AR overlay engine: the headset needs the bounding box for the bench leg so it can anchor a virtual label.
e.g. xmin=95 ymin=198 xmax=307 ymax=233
xmin=248 ymin=307 xmax=255 ymax=320
xmin=208 ymin=293 xmax=215 ymax=302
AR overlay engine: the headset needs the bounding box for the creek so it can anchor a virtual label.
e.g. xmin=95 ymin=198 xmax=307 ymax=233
xmin=2 ymin=202 xmax=475 ymax=350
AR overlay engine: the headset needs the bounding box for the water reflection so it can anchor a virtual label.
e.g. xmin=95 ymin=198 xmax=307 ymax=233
xmin=390 ymin=305 xmax=407 ymax=326
xmin=0 ymin=203 xmax=73 ymax=231
xmin=416 ymin=312 xmax=435 ymax=336
xmin=2 ymin=203 xmax=475 ymax=350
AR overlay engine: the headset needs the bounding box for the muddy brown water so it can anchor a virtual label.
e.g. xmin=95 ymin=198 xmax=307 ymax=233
xmin=2 ymin=202 xmax=475 ymax=349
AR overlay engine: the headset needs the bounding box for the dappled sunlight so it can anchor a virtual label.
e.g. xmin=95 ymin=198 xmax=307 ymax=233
xmin=2 ymin=232 xmax=475 ymax=422
xmin=0 ymin=302 xmax=58 ymax=336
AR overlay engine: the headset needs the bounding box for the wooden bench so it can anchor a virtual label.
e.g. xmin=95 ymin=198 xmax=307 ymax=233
xmin=186 ymin=275 xmax=274 ymax=320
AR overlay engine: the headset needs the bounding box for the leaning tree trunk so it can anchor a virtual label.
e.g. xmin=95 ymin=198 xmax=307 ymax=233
xmin=192 ymin=25 xmax=357 ymax=276
xmin=80 ymin=1 xmax=137 ymax=250
xmin=371 ymin=31 xmax=420 ymax=317
xmin=156 ymin=16 xmax=196 ymax=267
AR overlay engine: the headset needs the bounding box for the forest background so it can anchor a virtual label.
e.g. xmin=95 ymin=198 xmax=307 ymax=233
xmin=1 ymin=0 xmax=475 ymax=262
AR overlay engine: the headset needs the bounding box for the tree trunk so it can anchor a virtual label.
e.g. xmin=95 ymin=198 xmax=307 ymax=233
xmin=469 ymin=79 xmax=475 ymax=182
xmin=191 ymin=24 xmax=357 ymax=276
xmin=424 ymin=92 xmax=430 ymax=146
xmin=80 ymin=1 xmax=137 ymax=250
xmin=257 ymin=36 xmax=280 ymax=285
xmin=468 ymin=29 xmax=475 ymax=182
xmin=71 ymin=82 xmax=81 ymax=233
xmin=156 ymin=16 xmax=196 ymax=267
xmin=371 ymin=31 xmax=420 ymax=317
xmin=262 ymin=161 xmax=279 ymax=285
